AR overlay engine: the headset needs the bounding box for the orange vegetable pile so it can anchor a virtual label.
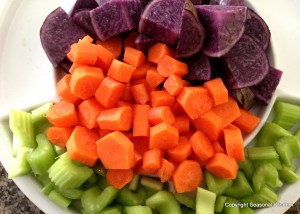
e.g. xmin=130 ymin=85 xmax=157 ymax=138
xmin=46 ymin=35 xmax=261 ymax=193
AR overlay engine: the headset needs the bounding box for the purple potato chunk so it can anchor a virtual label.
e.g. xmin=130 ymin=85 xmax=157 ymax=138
xmin=59 ymin=57 xmax=72 ymax=73
xmin=250 ymin=67 xmax=283 ymax=105
xmin=138 ymin=0 xmax=185 ymax=45
xmin=209 ymin=0 xmax=245 ymax=6
xmin=175 ymin=9 xmax=205 ymax=58
xmin=134 ymin=33 xmax=157 ymax=53
xmin=245 ymin=9 xmax=271 ymax=50
xmin=72 ymin=9 xmax=98 ymax=39
xmin=90 ymin=0 xmax=143 ymax=41
xmin=70 ymin=0 xmax=99 ymax=17
xmin=195 ymin=5 xmax=247 ymax=57
xmin=40 ymin=7 xmax=87 ymax=68
xmin=191 ymin=0 xmax=209 ymax=5
xmin=221 ymin=34 xmax=269 ymax=89
xmin=183 ymin=52 xmax=212 ymax=82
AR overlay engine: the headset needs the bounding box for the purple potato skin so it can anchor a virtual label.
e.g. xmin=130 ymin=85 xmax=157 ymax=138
xmin=245 ymin=9 xmax=271 ymax=50
xmin=221 ymin=34 xmax=269 ymax=90
xmin=195 ymin=5 xmax=247 ymax=57
xmin=90 ymin=0 xmax=143 ymax=41
xmin=250 ymin=67 xmax=283 ymax=105
xmin=134 ymin=34 xmax=157 ymax=53
xmin=70 ymin=0 xmax=99 ymax=17
xmin=40 ymin=7 xmax=87 ymax=68
xmin=138 ymin=0 xmax=185 ymax=45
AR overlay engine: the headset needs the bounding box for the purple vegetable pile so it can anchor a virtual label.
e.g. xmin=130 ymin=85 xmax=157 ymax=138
xmin=40 ymin=0 xmax=283 ymax=109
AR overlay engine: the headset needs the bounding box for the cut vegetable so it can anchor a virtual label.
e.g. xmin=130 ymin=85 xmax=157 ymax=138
xmin=196 ymin=187 xmax=216 ymax=214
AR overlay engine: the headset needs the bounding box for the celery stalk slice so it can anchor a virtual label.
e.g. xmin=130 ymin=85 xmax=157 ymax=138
xmin=196 ymin=187 xmax=216 ymax=214
xmin=124 ymin=205 xmax=152 ymax=214
xmin=146 ymin=191 xmax=181 ymax=214
xmin=273 ymin=101 xmax=300 ymax=130
xmin=48 ymin=190 xmax=72 ymax=209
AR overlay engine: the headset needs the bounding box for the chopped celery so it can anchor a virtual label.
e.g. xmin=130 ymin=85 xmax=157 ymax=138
xmin=247 ymin=146 xmax=279 ymax=160
xmin=204 ymin=170 xmax=233 ymax=196
xmin=31 ymin=102 xmax=53 ymax=124
xmin=53 ymin=145 xmax=67 ymax=156
xmin=278 ymin=164 xmax=299 ymax=184
xmin=81 ymin=185 xmax=119 ymax=213
xmin=8 ymin=147 xmax=32 ymax=178
xmin=295 ymin=127 xmax=300 ymax=139
xmin=48 ymin=190 xmax=72 ymax=209
xmin=9 ymin=109 xmax=35 ymax=156
xmin=196 ymin=187 xmax=216 ymax=214
xmin=42 ymin=182 xmax=54 ymax=195
xmin=240 ymin=185 xmax=278 ymax=205
xmin=93 ymin=162 xmax=107 ymax=177
xmin=48 ymin=153 xmax=93 ymax=189
xmin=116 ymin=186 xmax=147 ymax=206
xmin=129 ymin=174 xmax=140 ymax=191
xmin=55 ymin=187 xmax=83 ymax=200
xmin=238 ymin=158 xmax=255 ymax=181
xmin=224 ymin=171 xmax=253 ymax=198
xmin=181 ymin=206 xmax=195 ymax=214
xmin=274 ymin=136 xmax=300 ymax=168
xmin=146 ymin=191 xmax=182 ymax=214
xmin=141 ymin=176 xmax=163 ymax=194
xmin=174 ymin=192 xmax=195 ymax=210
xmin=124 ymin=205 xmax=152 ymax=214
xmin=36 ymin=173 xmax=51 ymax=186
xmin=273 ymin=101 xmax=300 ymax=130
xmin=252 ymin=163 xmax=282 ymax=192
xmin=98 ymin=175 xmax=110 ymax=189
xmin=214 ymin=195 xmax=227 ymax=213
xmin=26 ymin=133 xmax=56 ymax=175
xmin=99 ymin=205 xmax=123 ymax=214
xmin=256 ymin=122 xmax=292 ymax=147
xmin=240 ymin=207 xmax=254 ymax=214
xmin=223 ymin=197 xmax=239 ymax=214
xmin=251 ymin=158 xmax=282 ymax=170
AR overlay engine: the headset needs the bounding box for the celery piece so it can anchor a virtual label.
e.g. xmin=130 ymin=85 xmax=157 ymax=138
xmin=48 ymin=153 xmax=93 ymax=189
xmin=223 ymin=197 xmax=239 ymax=214
xmin=273 ymin=101 xmax=300 ymax=130
xmin=124 ymin=205 xmax=153 ymax=214
xmin=31 ymin=102 xmax=53 ymax=124
xmin=48 ymin=190 xmax=72 ymax=209
xmin=214 ymin=195 xmax=227 ymax=213
xmin=8 ymin=147 xmax=32 ymax=178
xmin=174 ymin=192 xmax=196 ymax=210
xmin=251 ymin=158 xmax=282 ymax=170
xmin=240 ymin=207 xmax=254 ymax=214
xmin=99 ymin=205 xmax=123 ymax=214
xmin=93 ymin=162 xmax=107 ymax=177
xmin=252 ymin=163 xmax=283 ymax=192
xmin=36 ymin=173 xmax=51 ymax=186
xmin=26 ymin=133 xmax=56 ymax=175
xmin=238 ymin=159 xmax=255 ymax=181
xmin=204 ymin=170 xmax=233 ymax=196
xmin=146 ymin=191 xmax=182 ymax=214
xmin=295 ymin=127 xmax=300 ymax=139
xmin=240 ymin=185 xmax=278 ymax=206
xmin=81 ymin=185 xmax=119 ymax=213
xmin=10 ymin=109 xmax=35 ymax=156
xmin=42 ymin=182 xmax=54 ymax=195
xmin=181 ymin=206 xmax=195 ymax=214
xmin=256 ymin=122 xmax=292 ymax=147
xmin=275 ymin=136 xmax=300 ymax=168
xmin=53 ymin=145 xmax=67 ymax=156
xmin=55 ymin=186 xmax=83 ymax=200
xmin=141 ymin=176 xmax=163 ymax=193
xmin=98 ymin=175 xmax=110 ymax=189
xmin=278 ymin=164 xmax=299 ymax=184
xmin=224 ymin=171 xmax=253 ymax=198
xmin=196 ymin=187 xmax=216 ymax=214
xmin=247 ymin=146 xmax=279 ymax=160
xmin=129 ymin=174 xmax=140 ymax=191
xmin=116 ymin=186 xmax=147 ymax=206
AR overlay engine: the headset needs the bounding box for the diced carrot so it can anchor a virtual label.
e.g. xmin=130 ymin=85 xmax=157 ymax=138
xmin=225 ymin=123 xmax=241 ymax=131
xmin=148 ymin=42 xmax=175 ymax=64
xmin=133 ymin=150 xmax=143 ymax=168
xmin=96 ymin=131 xmax=135 ymax=169
xmin=191 ymin=110 xmax=223 ymax=141
xmin=223 ymin=128 xmax=245 ymax=162
xmin=171 ymin=100 xmax=186 ymax=116
xmin=167 ymin=135 xmax=192 ymax=163
xmin=142 ymin=149 xmax=162 ymax=173
xmin=203 ymin=77 xmax=228 ymax=106
xmin=157 ymin=55 xmax=188 ymax=78
xmin=172 ymin=160 xmax=203 ymax=193
xmin=56 ymin=74 xmax=81 ymax=104
xmin=212 ymin=97 xmax=241 ymax=129
xmin=172 ymin=116 xmax=190 ymax=134
xmin=106 ymin=169 xmax=133 ymax=189
xmin=69 ymin=62 xmax=84 ymax=74
xmin=132 ymin=104 xmax=151 ymax=137
xmin=233 ymin=108 xmax=260 ymax=133
xmin=70 ymin=65 xmax=104 ymax=99
xmin=94 ymin=44 xmax=115 ymax=72
xmin=97 ymin=106 xmax=132 ymax=131
xmin=78 ymin=98 xmax=104 ymax=129
xmin=131 ymin=62 xmax=153 ymax=81
xmin=119 ymin=82 xmax=132 ymax=102
xmin=96 ymin=37 xmax=122 ymax=59
xmin=46 ymin=126 xmax=73 ymax=147
xmin=66 ymin=126 xmax=99 ymax=167
xmin=131 ymin=79 xmax=154 ymax=95
xmin=123 ymin=31 xmax=139 ymax=48
xmin=98 ymin=129 xmax=113 ymax=138
xmin=189 ymin=131 xmax=214 ymax=162
xmin=177 ymin=86 xmax=213 ymax=120
xmin=155 ymin=158 xmax=175 ymax=183
xmin=146 ymin=66 xmax=165 ymax=89
xmin=115 ymin=100 xmax=133 ymax=108
xmin=107 ymin=59 xmax=136 ymax=83
xmin=182 ymin=79 xmax=190 ymax=87
xmin=46 ymin=101 xmax=79 ymax=127
xmin=149 ymin=122 xmax=179 ymax=150
xmin=132 ymin=137 xmax=150 ymax=156
xmin=148 ymin=106 xmax=175 ymax=125
xmin=131 ymin=83 xmax=150 ymax=104
xmin=150 ymin=90 xmax=175 ymax=107
xmin=205 ymin=153 xmax=238 ymax=180
xmin=163 ymin=74 xmax=184 ymax=96
xmin=212 ymin=140 xmax=226 ymax=154
xmin=188 ymin=151 xmax=208 ymax=167
xmin=124 ymin=46 xmax=147 ymax=67
xmin=95 ymin=77 xmax=125 ymax=108
xmin=79 ymin=35 xmax=94 ymax=44
xmin=67 ymin=42 xmax=98 ymax=65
